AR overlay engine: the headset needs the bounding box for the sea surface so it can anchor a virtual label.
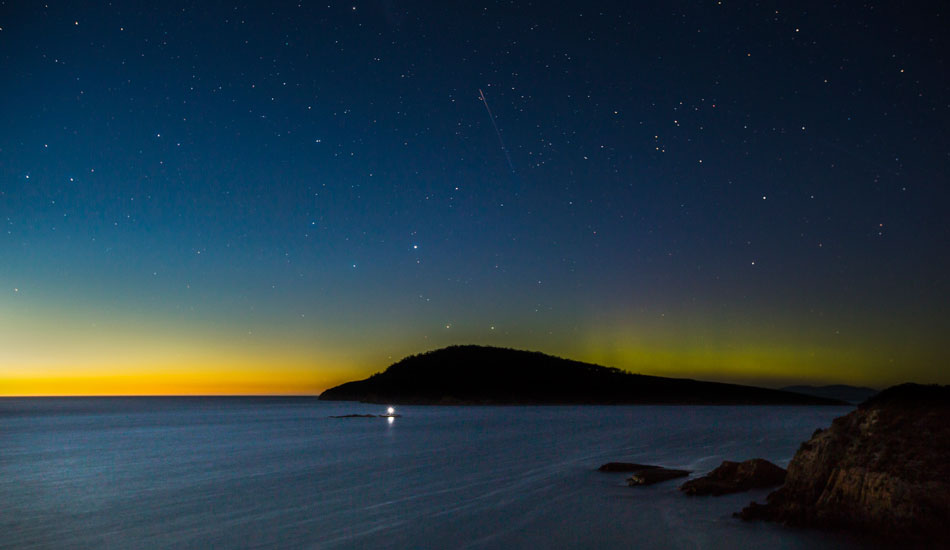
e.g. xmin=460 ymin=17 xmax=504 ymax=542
xmin=0 ymin=398 xmax=879 ymax=549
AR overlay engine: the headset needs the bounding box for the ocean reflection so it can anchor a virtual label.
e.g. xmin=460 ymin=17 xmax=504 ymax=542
xmin=0 ymin=399 xmax=869 ymax=549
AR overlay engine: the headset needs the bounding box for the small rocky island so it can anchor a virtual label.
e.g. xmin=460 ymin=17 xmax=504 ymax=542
xmin=596 ymin=462 xmax=691 ymax=485
xmin=598 ymin=459 xmax=786 ymax=492
xmin=680 ymin=459 xmax=786 ymax=496
xmin=319 ymin=346 xmax=846 ymax=405
xmin=739 ymin=383 xmax=950 ymax=545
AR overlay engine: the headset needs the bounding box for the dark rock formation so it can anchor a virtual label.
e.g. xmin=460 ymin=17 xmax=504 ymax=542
xmin=319 ymin=345 xmax=847 ymax=405
xmin=598 ymin=462 xmax=663 ymax=472
xmin=627 ymin=467 xmax=690 ymax=486
xmin=680 ymin=459 xmax=786 ymax=496
xmin=738 ymin=383 xmax=950 ymax=545
xmin=597 ymin=461 xmax=689 ymax=485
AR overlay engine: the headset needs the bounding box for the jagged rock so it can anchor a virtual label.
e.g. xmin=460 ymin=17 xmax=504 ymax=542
xmin=680 ymin=459 xmax=786 ymax=495
xmin=598 ymin=462 xmax=663 ymax=472
xmin=737 ymin=383 xmax=950 ymax=545
xmin=627 ymin=467 xmax=690 ymax=486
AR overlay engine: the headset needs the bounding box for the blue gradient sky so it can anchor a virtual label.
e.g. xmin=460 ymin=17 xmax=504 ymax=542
xmin=1 ymin=1 xmax=948 ymax=394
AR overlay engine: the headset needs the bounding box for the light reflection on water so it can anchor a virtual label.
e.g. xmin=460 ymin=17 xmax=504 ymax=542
xmin=0 ymin=398 xmax=877 ymax=549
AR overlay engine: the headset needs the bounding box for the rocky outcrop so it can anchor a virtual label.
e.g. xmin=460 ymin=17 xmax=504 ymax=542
xmin=597 ymin=462 xmax=690 ymax=487
xmin=597 ymin=462 xmax=690 ymax=485
xmin=680 ymin=459 xmax=786 ymax=496
xmin=598 ymin=462 xmax=663 ymax=472
xmin=738 ymin=383 xmax=950 ymax=545
xmin=627 ymin=467 xmax=690 ymax=486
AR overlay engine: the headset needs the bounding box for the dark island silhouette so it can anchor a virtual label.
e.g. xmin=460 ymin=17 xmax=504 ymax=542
xmin=319 ymin=345 xmax=845 ymax=405
xmin=780 ymin=384 xmax=879 ymax=404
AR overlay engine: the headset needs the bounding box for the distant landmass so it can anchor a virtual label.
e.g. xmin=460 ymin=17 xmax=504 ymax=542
xmin=319 ymin=346 xmax=846 ymax=405
xmin=780 ymin=385 xmax=879 ymax=404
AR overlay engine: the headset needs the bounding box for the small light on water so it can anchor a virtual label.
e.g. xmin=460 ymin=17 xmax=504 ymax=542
xmin=387 ymin=406 xmax=395 ymax=415
xmin=387 ymin=416 xmax=394 ymax=424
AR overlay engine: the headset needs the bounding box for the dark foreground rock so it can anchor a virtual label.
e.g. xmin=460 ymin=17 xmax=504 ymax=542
xmin=628 ymin=467 xmax=690 ymax=486
xmin=680 ymin=459 xmax=786 ymax=496
xmin=598 ymin=462 xmax=663 ymax=472
xmin=737 ymin=383 xmax=950 ymax=545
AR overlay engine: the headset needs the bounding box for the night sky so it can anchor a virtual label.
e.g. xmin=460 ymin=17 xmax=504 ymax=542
xmin=2 ymin=1 xmax=948 ymax=395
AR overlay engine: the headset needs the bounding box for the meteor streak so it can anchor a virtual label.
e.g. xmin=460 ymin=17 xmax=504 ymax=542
xmin=479 ymin=88 xmax=516 ymax=174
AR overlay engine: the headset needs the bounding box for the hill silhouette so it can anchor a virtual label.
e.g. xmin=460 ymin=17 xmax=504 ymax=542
xmin=319 ymin=346 xmax=845 ymax=405
xmin=780 ymin=384 xmax=878 ymax=404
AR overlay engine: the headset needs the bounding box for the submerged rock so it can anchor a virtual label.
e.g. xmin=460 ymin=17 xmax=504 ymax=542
xmin=597 ymin=461 xmax=689 ymax=485
xmin=597 ymin=462 xmax=663 ymax=472
xmin=680 ymin=459 xmax=786 ymax=496
xmin=737 ymin=383 xmax=950 ymax=545
xmin=627 ymin=467 xmax=690 ymax=486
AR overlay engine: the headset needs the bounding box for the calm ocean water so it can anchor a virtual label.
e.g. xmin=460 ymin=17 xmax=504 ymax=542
xmin=0 ymin=398 xmax=877 ymax=549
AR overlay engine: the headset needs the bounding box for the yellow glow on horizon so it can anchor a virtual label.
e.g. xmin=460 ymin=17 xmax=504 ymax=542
xmin=3 ymin=293 xmax=942 ymax=396
xmin=0 ymin=300 xmax=367 ymax=396
xmin=1 ymin=354 xmax=351 ymax=396
xmin=582 ymin=345 xmax=876 ymax=385
xmin=3 ymin=372 xmax=318 ymax=396
xmin=569 ymin=318 xmax=932 ymax=388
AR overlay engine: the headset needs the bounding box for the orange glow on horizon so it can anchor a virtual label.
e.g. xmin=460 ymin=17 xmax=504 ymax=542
xmin=1 ymin=366 xmax=347 ymax=396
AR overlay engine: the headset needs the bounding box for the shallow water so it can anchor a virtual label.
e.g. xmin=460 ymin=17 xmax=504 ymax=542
xmin=0 ymin=398 xmax=877 ymax=549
